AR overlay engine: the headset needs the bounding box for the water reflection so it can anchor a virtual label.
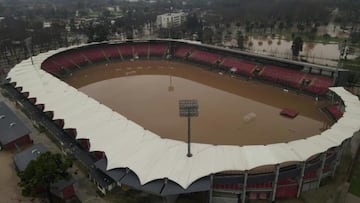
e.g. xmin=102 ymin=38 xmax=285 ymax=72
xmin=65 ymin=61 xmax=331 ymax=146
xmin=168 ymin=75 xmax=174 ymax=92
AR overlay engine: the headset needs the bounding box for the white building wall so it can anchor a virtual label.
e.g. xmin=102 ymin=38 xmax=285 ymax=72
xmin=156 ymin=12 xmax=187 ymax=28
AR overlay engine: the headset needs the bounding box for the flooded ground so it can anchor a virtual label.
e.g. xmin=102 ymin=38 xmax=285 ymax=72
xmin=245 ymin=36 xmax=357 ymax=66
xmin=238 ymin=33 xmax=358 ymax=67
xmin=65 ymin=60 xmax=331 ymax=146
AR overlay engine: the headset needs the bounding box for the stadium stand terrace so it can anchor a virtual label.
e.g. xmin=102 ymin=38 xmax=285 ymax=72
xmin=188 ymin=49 xmax=222 ymax=65
xmin=5 ymin=39 xmax=358 ymax=203
xmin=220 ymin=57 xmax=257 ymax=77
xmin=41 ymin=42 xmax=339 ymax=96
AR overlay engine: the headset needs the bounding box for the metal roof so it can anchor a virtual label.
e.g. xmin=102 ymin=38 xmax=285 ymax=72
xmin=13 ymin=143 xmax=48 ymax=171
xmin=0 ymin=102 xmax=31 ymax=145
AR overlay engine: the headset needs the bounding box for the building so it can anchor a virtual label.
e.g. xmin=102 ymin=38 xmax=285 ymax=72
xmin=50 ymin=179 xmax=76 ymax=200
xmin=156 ymin=12 xmax=187 ymax=28
xmin=43 ymin=22 xmax=51 ymax=28
xmin=0 ymin=102 xmax=32 ymax=150
xmin=13 ymin=143 xmax=76 ymax=200
xmin=13 ymin=143 xmax=48 ymax=171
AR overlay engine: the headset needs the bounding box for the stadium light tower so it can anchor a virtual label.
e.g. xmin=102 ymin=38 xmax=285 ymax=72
xmin=179 ymin=99 xmax=199 ymax=157
xmin=24 ymin=37 xmax=33 ymax=65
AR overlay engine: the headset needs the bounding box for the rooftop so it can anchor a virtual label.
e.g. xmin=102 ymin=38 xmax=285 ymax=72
xmin=0 ymin=102 xmax=31 ymax=145
xmin=13 ymin=143 xmax=48 ymax=171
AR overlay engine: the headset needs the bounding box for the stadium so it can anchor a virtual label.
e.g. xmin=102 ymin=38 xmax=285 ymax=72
xmin=5 ymin=39 xmax=360 ymax=203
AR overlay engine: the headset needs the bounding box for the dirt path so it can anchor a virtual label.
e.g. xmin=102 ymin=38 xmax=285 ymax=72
xmin=0 ymin=152 xmax=38 ymax=203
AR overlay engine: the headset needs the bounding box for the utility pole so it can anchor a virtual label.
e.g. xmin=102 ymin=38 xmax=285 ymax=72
xmin=24 ymin=37 xmax=34 ymax=65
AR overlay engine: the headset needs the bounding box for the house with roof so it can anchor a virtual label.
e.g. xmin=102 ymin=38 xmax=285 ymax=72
xmin=0 ymin=102 xmax=32 ymax=150
xmin=50 ymin=179 xmax=76 ymax=200
xmin=13 ymin=143 xmax=48 ymax=171
xmin=13 ymin=143 xmax=76 ymax=200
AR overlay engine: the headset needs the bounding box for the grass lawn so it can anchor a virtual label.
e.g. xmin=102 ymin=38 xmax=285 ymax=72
xmin=349 ymin=157 xmax=360 ymax=197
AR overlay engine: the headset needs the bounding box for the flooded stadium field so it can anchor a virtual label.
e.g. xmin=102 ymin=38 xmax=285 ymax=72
xmin=64 ymin=60 xmax=332 ymax=146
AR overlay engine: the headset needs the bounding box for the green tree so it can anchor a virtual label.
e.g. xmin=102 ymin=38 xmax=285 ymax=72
xmin=237 ymin=31 xmax=244 ymax=50
xmin=18 ymin=152 xmax=73 ymax=202
xmin=350 ymin=32 xmax=360 ymax=44
xmin=85 ymin=23 xmax=110 ymax=42
xmin=323 ymin=33 xmax=331 ymax=41
xmin=297 ymin=23 xmax=305 ymax=33
xmin=278 ymin=22 xmax=284 ymax=33
xmin=94 ymin=24 xmax=110 ymax=42
xmin=291 ymin=36 xmax=303 ymax=57
xmin=0 ymin=3 xmax=4 ymax=13
xmin=185 ymin=14 xmax=201 ymax=33
xmin=201 ymin=27 xmax=213 ymax=44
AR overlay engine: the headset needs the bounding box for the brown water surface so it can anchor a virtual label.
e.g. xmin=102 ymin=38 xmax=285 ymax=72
xmin=64 ymin=60 xmax=331 ymax=146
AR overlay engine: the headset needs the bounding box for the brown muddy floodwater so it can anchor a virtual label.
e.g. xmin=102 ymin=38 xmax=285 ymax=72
xmin=64 ymin=60 xmax=332 ymax=146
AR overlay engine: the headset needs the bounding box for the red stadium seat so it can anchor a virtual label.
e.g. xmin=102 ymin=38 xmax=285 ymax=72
xmin=149 ymin=44 xmax=168 ymax=56
xmin=325 ymin=105 xmax=343 ymax=120
xmin=103 ymin=45 xmax=121 ymax=59
xmin=174 ymin=46 xmax=193 ymax=59
xmin=304 ymin=170 xmax=318 ymax=180
xmin=119 ymin=44 xmax=134 ymax=58
xmin=280 ymin=108 xmax=299 ymax=118
xmin=41 ymin=59 xmax=62 ymax=74
xmin=302 ymin=74 xmax=334 ymax=95
xmin=51 ymin=55 xmax=75 ymax=70
xmin=66 ymin=52 xmax=87 ymax=67
xmin=188 ymin=50 xmax=221 ymax=65
xmin=259 ymin=192 xmax=267 ymax=200
xmin=277 ymin=179 xmax=296 ymax=185
xmin=276 ymin=185 xmax=298 ymax=198
xmin=133 ymin=44 xmax=149 ymax=57
xmin=259 ymin=65 xmax=304 ymax=88
xmin=221 ymin=57 xmax=257 ymax=77
xmin=82 ymin=48 xmax=106 ymax=63
xmin=249 ymin=192 xmax=257 ymax=200
xmin=40 ymin=43 xmax=334 ymax=97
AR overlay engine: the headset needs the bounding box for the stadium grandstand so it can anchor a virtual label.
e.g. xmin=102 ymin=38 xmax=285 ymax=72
xmin=4 ymin=39 xmax=359 ymax=203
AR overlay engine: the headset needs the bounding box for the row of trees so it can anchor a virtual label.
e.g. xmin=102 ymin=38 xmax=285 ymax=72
xmin=1 ymin=0 xmax=358 ymax=67
xmin=0 ymin=16 xmax=70 ymax=66
xmin=210 ymin=0 xmax=330 ymax=24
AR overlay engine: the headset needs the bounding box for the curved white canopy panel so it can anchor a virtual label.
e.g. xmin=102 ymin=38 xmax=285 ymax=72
xmin=7 ymin=44 xmax=360 ymax=189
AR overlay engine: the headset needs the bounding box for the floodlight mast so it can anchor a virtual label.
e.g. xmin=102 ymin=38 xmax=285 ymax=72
xmin=187 ymin=111 xmax=191 ymax=157
xmin=179 ymin=100 xmax=199 ymax=158
xmin=24 ymin=37 xmax=34 ymax=65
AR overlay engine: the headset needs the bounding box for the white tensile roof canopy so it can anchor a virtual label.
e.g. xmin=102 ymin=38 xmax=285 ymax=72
xmin=7 ymin=44 xmax=360 ymax=189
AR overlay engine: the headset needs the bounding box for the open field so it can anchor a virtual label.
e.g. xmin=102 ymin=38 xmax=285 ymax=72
xmin=0 ymin=151 xmax=39 ymax=203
